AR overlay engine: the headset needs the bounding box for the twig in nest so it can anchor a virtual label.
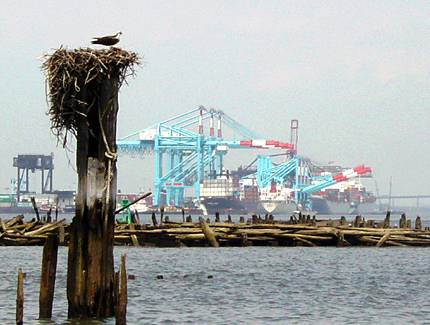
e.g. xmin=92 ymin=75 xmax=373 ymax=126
xmin=40 ymin=46 xmax=141 ymax=147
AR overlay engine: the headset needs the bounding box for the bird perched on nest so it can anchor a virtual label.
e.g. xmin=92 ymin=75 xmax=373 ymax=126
xmin=91 ymin=31 xmax=122 ymax=46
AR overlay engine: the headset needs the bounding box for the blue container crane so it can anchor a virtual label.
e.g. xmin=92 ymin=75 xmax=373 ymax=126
xmin=117 ymin=107 xmax=294 ymax=206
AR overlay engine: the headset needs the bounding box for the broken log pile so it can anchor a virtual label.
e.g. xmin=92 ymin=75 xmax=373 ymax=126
xmin=0 ymin=215 xmax=67 ymax=246
xmin=1 ymin=214 xmax=429 ymax=248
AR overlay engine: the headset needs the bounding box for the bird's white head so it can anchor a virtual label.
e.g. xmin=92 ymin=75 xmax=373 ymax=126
xmin=116 ymin=31 xmax=123 ymax=38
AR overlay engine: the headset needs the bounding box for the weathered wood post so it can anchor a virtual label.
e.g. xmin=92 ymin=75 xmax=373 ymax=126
xmin=39 ymin=234 xmax=59 ymax=319
xmin=31 ymin=196 xmax=41 ymax=221
xmin=116 ymin=254 xmax=128 ymax=325
xmin=16 ymin=268 xmax=24 ymax=325
xmin=415 ymin=216 xmax=422 ymax=230
xmin=383 ymin=211 xmax=391 ymax=228
xmin=42 ymin=47 xmax=140 ymax=319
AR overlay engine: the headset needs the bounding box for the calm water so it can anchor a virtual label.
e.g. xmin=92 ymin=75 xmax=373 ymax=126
xmin=2 ymin=213 xmax=430 ymax=324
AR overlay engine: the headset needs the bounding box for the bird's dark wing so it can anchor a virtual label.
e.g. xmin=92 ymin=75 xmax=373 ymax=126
xmin=91 ymin=36 xmax=119 ymax=46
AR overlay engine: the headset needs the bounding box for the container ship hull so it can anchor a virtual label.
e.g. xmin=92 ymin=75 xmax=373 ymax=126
xmin=200 ymin=197 xmax=299 ymax=216
xmin=200 ymin=197 xmax=248 ymax=215
xmin=241 ymin=200 xmax=297 ymax=215
xmin=310 ymin=196 xmax=378 ymax=215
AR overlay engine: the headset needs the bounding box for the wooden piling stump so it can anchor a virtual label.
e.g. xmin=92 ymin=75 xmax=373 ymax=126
xmin=415 ymin=216 xmax=422 ymax=230
xmin=31 ymin=196 xmax=41 ymax=222
xmin=16 ymin=268 xmax=24 ymax=325
xmin=399 ymin=214 xmax=406 ymax=228
xmin=151 ymin=212 xmax=158 ymax=226
xmin=59 ymin=225 xmax=65 ymax=245
xmin=116 ymin=254 xmax=127 ymax=325
xmin=354 ymin=215 xmax=361 ymax=228
xmin=41 ymin=47 xmax=140 ymax=319
xmin=340 ymin=216 xmax=347 ymax=226
xmin=39 ymin=234 xmax=59 ymax=319
xmin=383 ymin=211 xmax=391 ymax=228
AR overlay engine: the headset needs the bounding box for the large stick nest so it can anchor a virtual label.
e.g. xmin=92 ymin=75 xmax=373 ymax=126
xmin=40 ymin=47 xmax=141 ymax=145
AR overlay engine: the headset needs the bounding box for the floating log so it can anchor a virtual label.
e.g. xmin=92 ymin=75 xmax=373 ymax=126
xmin=376 ymin=230 xmax=391 ymax=247
xmin=199 ymin=217 xmax=219 ymax=247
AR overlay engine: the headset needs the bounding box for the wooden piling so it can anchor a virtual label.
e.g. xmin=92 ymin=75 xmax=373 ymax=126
xmin=39 ymin=234 xmax=59 ymax=319
xmin=340 ymin=216 xmax=347 ymax=226
xmin=67 ymin=77 xmax=119 ymax=317
xmin=151 ymin=212 xmax=158 ymax=226
xmin=160 ymin=206 xmax=165 ymax=223
xmin=59 ymin=225 xmax=65 ymax=245
xmin=354 ymin=215 xmax=362 ymax=228
xmin=116 ymin=254 xmax=127 ymax=325
xmin=41 ymin=47 xmax=140 ymax=319
xmin=16 ymin=268 xmax=24 ymax=325
xmin=383 ymin=211 xmax=391 ymax=228
xmin=113 ymin=271 xmax=120 ymax=317
xmin=399 ymin=214 xmax=406 ymax=228
xmin=415 ymin=216 xmax=422 ymax=230
xmin=55 ymin=197 xmax=59 ymax=222
xmin=31 ymin=196 xmax=40 ymax=222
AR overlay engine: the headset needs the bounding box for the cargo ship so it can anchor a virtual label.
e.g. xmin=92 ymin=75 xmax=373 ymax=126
xmin=198 ymin=178 xmax=248 ymax=215
xmin=198 ymin=168 xmax=376 ymax=216
xmin=198 ymin=171 xmax=301 ymax=215
xmin=310 ymin=180 xmax=378 ymax=215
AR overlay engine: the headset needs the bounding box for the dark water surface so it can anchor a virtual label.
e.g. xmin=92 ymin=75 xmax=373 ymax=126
xmin=1 ymin=246 xmax=430 ymax=324
xmin=2 ymin=212 xmax=430 ymax=324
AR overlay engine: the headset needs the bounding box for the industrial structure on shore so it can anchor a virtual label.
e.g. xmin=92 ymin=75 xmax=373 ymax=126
xmin=117 ymin=107 xmax=374 ymax=215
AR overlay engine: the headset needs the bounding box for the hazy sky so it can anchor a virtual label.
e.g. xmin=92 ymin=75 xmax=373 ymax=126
xmin=1 ymin=1 xmax=429 ymax=201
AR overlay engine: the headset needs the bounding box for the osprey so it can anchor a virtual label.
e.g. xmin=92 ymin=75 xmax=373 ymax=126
xmin=91 ymin=31 xmax=122 ymax=46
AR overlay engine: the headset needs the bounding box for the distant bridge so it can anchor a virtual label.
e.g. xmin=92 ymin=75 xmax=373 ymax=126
xmin=377 ymin=195 xmax=430 ymax=208
xmin=378 ymin=195 xmax=430 ymax=199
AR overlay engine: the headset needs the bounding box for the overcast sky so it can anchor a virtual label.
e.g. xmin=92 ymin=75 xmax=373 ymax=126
xmin=1 ymin=1 xmax=429 ymax=202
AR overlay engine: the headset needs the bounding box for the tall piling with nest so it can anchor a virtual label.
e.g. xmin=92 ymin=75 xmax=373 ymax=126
xmin=41 ymin=47 xmax=140 ymax=319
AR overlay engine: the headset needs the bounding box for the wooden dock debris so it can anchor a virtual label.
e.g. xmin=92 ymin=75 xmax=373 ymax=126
xmin=0 ymin=218 xmax=67 ymax=246
xmin=1 ymin=213 xmax=430 ymax=248
xmin=199 ymin=217 xmax=219 ymax=247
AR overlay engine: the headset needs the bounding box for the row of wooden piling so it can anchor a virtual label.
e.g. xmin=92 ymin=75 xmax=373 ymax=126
xmin=13 ymin=234 xmax=128 ymax=324
xmin=115 ymin=216 xmax=430 ymax=248
xmin=1 ymin=213 xmax=429 ymax=248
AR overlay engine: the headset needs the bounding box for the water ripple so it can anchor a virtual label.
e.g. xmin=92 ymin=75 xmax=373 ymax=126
xmin=1 ymin=246 xmax=430 ymax=324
